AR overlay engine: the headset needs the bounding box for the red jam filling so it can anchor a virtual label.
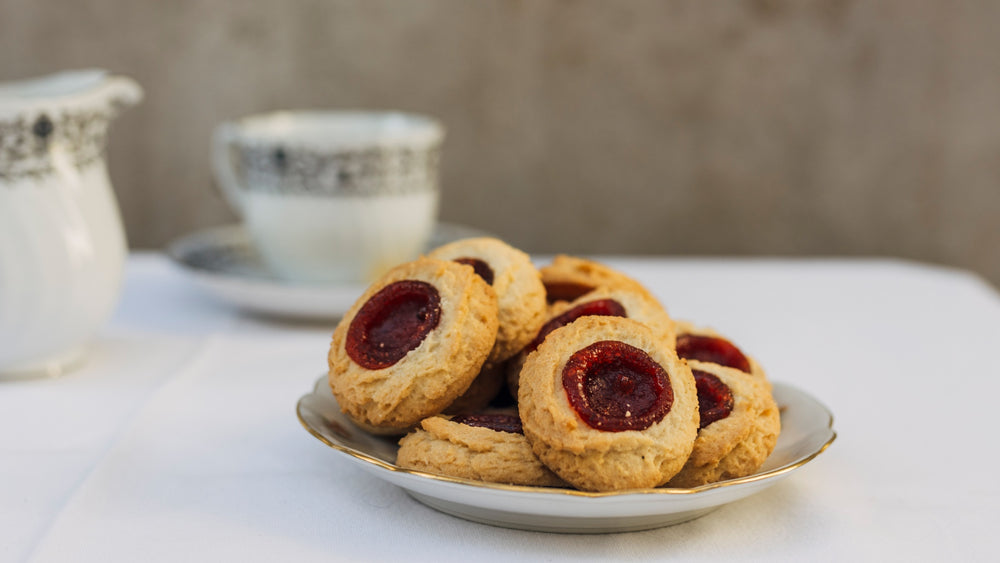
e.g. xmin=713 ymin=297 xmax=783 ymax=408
xmin=345 ymin=280 xmax=442 ymax=370
xmin=693 ymin=369 xmax=734 ymax=429
xmin=524 ymin=299 xmax=627 ymax=353
xmin=675 ymin=334 xmax=751 ymax=373
xmin=451 ymin=413 xmax=523 ymax=434
xmin=562 ymin=340 xmax=673 ymax=432
xmin=454 ymin=257 xmax=494 ymax=285
xmin=543 ymin=281 xmax=595 ymax=304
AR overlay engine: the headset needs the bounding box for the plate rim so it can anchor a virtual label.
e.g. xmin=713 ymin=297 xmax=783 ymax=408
xmin=296 ymin=375 xmax=837 ymax=499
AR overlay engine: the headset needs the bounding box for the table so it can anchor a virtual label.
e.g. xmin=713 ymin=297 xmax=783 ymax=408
xmin=3 ymin=253 xmax=998 ymax=561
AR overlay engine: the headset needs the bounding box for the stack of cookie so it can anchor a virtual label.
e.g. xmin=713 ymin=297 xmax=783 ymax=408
xmin=327 ymin=238 xmax=780 ymax=492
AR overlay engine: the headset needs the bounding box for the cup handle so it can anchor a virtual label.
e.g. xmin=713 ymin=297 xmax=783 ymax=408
xmin=211 ymin=123 xmax=245 ymax=217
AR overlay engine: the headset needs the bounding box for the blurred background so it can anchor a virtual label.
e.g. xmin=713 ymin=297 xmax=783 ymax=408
xmin=2 ymin=0 xmax=998 ymax=286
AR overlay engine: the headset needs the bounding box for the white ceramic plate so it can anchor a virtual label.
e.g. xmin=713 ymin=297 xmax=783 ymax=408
xmin=167 ymin=223 xmax=490 ymax=320
xmin=296 ymin=376 xmax=836 ymax=533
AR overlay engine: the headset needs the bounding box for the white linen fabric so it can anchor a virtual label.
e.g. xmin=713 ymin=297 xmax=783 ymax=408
xmin=3 ymin=254 xmax=999 ymax=561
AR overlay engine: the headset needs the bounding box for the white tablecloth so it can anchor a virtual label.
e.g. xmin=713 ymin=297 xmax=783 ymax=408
xmin=3 ymin=253 xmax=998 ymax=561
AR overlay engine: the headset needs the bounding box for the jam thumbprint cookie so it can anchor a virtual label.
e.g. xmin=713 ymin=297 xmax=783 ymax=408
xmin=396 ymin=414 xmax=567 ymax=487
xmin=674 ymin=320 xmax=770 ymax=384
xmin=328 ymin=258 xmax=499 ymax=434
xmin=518 ymin=316 xmax=698 ymax=491
xmin=539 ymin=255 xmax=662 ymax=305
xmin=506 ymin=285 xmax=677 ymax=397
xmin=443 ymin=360 xmax=505 ymax=415
xmin=428 ymin=237 xmax=547 ymax=363
xmin=666 ymin=360 xmax=780 ymax=487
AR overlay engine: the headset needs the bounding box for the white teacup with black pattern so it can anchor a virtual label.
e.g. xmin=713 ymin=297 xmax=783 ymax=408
xmin=212 ymin=110 xmax=443 ymax=283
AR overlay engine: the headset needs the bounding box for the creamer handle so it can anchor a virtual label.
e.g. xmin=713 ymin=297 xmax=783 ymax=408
xmin=101 ymin=74 xmax=143 ymax=113
xmin=211 ymin=123 xmax=244 ymax=217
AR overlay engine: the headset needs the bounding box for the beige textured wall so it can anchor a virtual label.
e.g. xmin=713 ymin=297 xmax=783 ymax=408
xmin=3 ymin=0 xmax=999 ymax=285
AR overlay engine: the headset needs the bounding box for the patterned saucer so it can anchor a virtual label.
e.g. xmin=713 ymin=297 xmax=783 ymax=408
xmin=167 ymin=222 xmax=490 ymax=320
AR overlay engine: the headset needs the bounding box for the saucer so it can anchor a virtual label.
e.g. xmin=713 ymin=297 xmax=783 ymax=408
xmin=167 ymin=223 xmax=491 ymax=320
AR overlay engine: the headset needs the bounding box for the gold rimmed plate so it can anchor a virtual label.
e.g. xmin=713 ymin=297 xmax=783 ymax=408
xmin=296 ymin=376 xmax=836 ymax=533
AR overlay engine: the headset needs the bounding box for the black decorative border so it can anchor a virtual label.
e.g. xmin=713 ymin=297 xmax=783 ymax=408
xmin=0 ymin=109 xmax=113 ymax=182
xmin=235 ymin=144 xmax=440 ymax=196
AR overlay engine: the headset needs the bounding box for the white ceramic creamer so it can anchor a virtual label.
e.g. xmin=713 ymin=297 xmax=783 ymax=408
xmin=0 ymin=70 xmax=141 ymax=378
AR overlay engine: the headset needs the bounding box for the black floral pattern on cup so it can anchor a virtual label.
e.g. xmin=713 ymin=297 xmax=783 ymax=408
xmin=234 ymin=145 xmax=441 ymax=196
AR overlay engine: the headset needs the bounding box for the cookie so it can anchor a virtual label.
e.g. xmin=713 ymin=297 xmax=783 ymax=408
xmin=506 ymin=285 xmax=677 ymax=397
xmin=428 ymin=237 xmax=547 ymax=362
xmin=539 ymin=255 xmax=662 ymax=305
xmin=396 ymin=414 xmax=567 ymax=487
xmin=674 ymin=320 xmax=769 ymax=383
xmin=328 ymin=258 xmax=498 ymax=434
xmin=518 ymin=316 xmax=698 ymax=492
xmin=666 ymin=360 xmax=780 ymax=487
xmin=443 ymin=360 xmax=505 ymax=415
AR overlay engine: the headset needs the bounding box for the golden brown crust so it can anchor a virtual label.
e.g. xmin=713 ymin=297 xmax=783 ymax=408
xmin=517 ymin=316 xmax=698 ymax=492
xmin=328 ymin=258 xmax=498 ymax=434
xmin=667 ymin=360 xmax=780 ymax=487
xmin=396 ymin=415 xmax=567 ymax=487
xmin=428 ymin=237 xmax=547 ymax=363
xmin=507 ymin=285 xmax=677 ymax=398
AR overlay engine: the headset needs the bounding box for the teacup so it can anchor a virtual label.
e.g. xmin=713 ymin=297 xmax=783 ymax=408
xmin=211 ymin=110 xmax=444 ymax=283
